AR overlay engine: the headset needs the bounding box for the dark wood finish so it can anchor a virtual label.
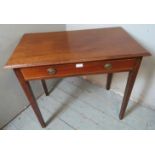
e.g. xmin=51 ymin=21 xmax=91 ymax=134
xmin=20 ymin=58 xmax=137 ymax=80
xmin=106 ymin=73 xmax=113 ymax=90
xmin=4 ymin=27 xmax=151 ymax=128
xmin=14 ymin=69 xmax=46 ymax=128
xmin=119 ymin=57 xmax=142 ymax=119
xmin=41 ymin=80 xmax=49 ymax=96
xmin=5 ymin=27 xmax=150 ymax=69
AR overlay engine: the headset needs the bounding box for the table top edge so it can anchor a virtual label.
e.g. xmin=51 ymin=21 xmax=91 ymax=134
xmin=4 ymin=53 xmax=150 ymax=69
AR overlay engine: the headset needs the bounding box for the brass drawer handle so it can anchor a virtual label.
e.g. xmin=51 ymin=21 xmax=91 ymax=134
xmin=104 ymin=63 xmax=112 ymax=69
xmin=47 ymin=68 xmax=56 ymax=75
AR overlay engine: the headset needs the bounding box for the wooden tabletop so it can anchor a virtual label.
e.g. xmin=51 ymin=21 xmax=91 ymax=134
xmin=5 ymin=27 xmax=150 ymax=69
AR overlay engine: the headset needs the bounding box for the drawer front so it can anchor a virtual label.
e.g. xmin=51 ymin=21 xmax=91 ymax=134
xmin=21 ymin=58 xmax=137 ymax=80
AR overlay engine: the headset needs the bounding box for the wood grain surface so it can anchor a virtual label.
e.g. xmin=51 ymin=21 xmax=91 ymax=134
xmin=5 ymin=27 xmax=150 ymax=69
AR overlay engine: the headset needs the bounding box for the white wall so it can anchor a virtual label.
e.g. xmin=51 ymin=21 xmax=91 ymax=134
xmin=66 ymin=24 xmax=155 ymax=109
xmin=0 ymin=24 xmax=66 ymax=128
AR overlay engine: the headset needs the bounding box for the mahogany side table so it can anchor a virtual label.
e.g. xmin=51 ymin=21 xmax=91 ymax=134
xmin=5 ymin=27 xmax=151 ymax=128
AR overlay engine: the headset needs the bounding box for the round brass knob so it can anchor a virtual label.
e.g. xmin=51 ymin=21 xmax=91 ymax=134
xmin=104 ymin=63 xmax=112 ymax=69
xmin=47 ymin=68 xmax=56 ymax=75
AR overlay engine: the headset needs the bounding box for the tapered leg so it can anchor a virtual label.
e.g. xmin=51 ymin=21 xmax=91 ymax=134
xmin=106 ymin=73 xmax=113 ymax=90
xmin=119 ymin=58 xmax=142 ymax=120
xmin=41 ymin=80 xmax=49 ymax=96
xmin=14 ymin=69 xmax=46 ymax=128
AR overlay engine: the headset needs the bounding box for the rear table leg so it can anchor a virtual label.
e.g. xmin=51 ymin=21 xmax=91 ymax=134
xmin=41 ymin=80 xmax=49 ymax=96
xmin=106 ymin=73 xmax=113 ymax=90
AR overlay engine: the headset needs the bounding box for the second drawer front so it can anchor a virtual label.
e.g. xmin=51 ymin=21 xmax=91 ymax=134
xmin=21 ymin=58 xmax=137 ymax=80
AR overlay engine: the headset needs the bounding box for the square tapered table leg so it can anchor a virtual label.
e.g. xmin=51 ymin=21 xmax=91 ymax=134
xmin=14 ymin=69 xmax=46 ymax=128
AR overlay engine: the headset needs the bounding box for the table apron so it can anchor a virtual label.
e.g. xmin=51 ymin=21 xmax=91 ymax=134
xmin=20 ymin=58 xmax=138 ymax=81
